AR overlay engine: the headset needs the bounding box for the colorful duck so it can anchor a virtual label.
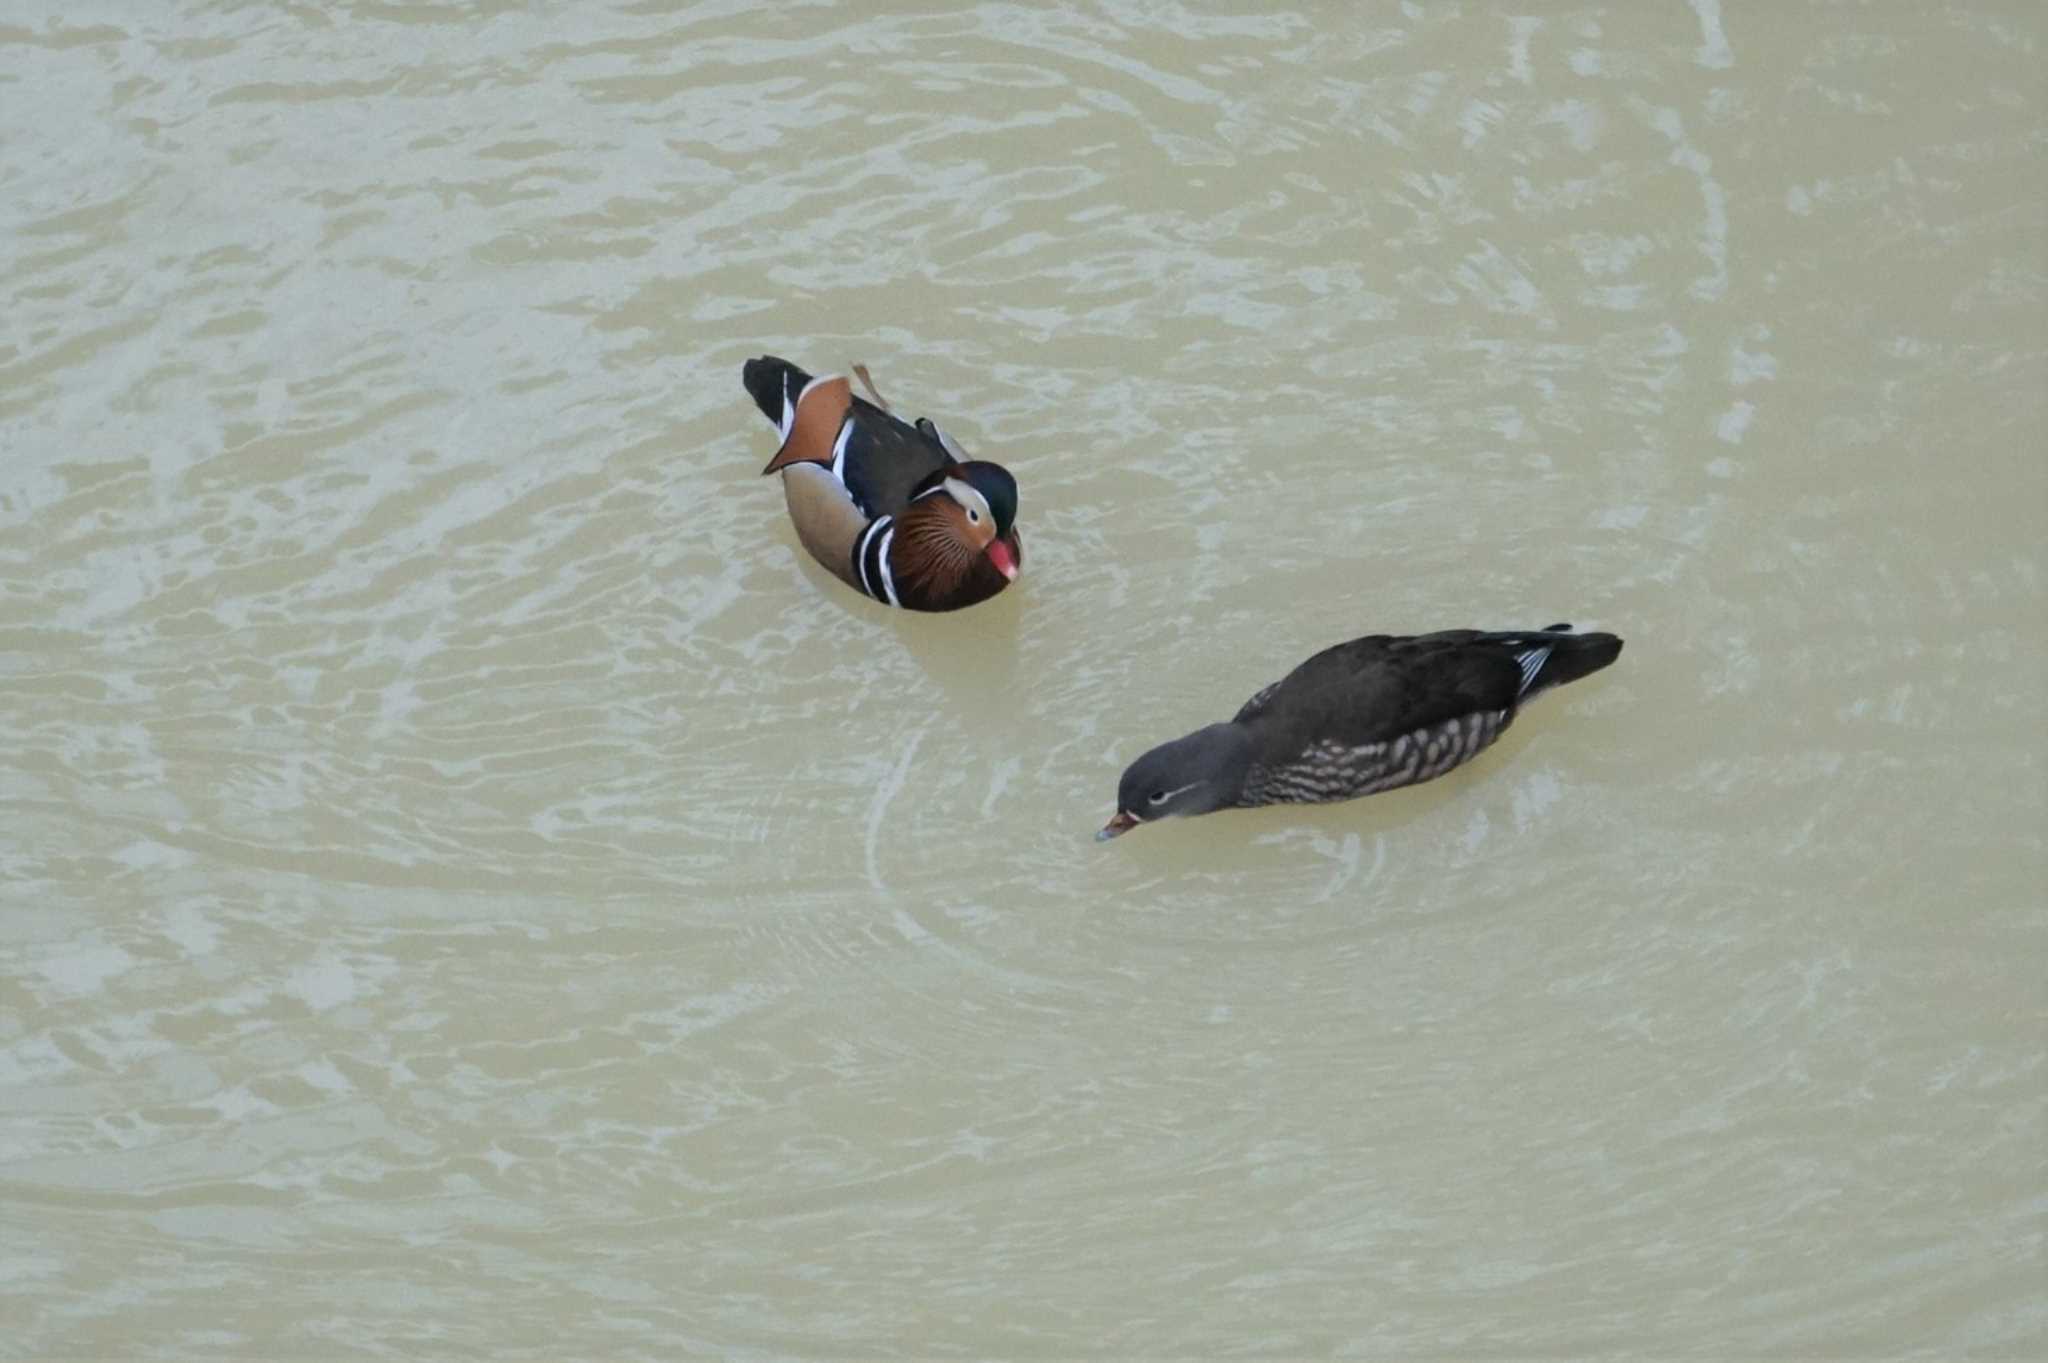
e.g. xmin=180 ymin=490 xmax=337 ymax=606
xmin=743 ymin=355 xmax=1021 ymax=612
xmin=1099 ymin=625 xmax=1622 ymax=839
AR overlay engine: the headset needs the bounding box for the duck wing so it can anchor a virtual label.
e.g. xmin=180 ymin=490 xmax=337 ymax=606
xmin=1235 ymin=630 xmax=1564 ymax=753
xmin=744 ymin=354 xmax=954 ymax=518
xmin=838 ymin=398 xmax=951 ymax=518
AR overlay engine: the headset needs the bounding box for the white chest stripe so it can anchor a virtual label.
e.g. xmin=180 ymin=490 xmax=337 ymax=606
xmin=1515 ymin=646 xmax=1552 ymax=694
xmin=855 ymin=517 xmax=886 ymax=600
xmin=876 ymin=526 xmax=900 ymax=607
xmin=853 ymin=516 xmax=902 ymax=608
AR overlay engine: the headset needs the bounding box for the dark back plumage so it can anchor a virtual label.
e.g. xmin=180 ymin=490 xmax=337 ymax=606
xmin=1233 ymin=627 xmax=1616 ymax=751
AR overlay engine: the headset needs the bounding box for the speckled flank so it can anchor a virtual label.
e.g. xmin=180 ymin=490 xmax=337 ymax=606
xmin=1242 ymin=710 xmax=1511 ymax=806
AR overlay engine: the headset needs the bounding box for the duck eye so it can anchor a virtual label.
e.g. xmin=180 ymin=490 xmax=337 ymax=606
xmin=1148 ymin=790 xmax=1168 ymax=805
xmin=967 ymin=508 xmax=981 ymax=524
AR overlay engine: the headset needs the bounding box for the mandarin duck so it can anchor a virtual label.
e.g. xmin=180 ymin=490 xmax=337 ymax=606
xmin=1099 ymin=624 xmax=1622 ymax=839
xmin=743 ymin=355 xmax=1021 ymax=612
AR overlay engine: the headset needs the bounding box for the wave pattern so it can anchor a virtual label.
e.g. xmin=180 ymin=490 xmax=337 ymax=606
xmin=2 ymin=1 xmax=2043 ymax=1356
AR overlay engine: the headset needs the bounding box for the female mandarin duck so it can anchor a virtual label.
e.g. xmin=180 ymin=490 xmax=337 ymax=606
xmin=743 ymin=355 xmax=1021 ymax=612
xmin=1099 ymin=624 xmax=1622 ymax=839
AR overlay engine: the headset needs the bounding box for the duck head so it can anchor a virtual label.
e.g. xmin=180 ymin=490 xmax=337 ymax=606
xmin=898 ymin=460 xmax=1021 ymax=592
xmin=1098 ymin=723 xmax=1252 ymax=840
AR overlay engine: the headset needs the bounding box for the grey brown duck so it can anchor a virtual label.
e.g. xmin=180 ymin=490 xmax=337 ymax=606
xmin=1098 ymin=625 xmax=1622 ymax=839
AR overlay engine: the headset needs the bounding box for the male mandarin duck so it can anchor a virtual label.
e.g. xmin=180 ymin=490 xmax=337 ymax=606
xmin=743 ymin=355 xmax=1021 ymax=612
xmin=1099 ymin=624 xmax=1622 ymax=839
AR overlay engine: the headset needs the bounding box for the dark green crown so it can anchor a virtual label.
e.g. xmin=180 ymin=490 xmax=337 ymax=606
xmin=958 ymin=461 xmax=1018 ymax=537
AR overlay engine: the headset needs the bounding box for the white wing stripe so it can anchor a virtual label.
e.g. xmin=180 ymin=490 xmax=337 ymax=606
xmin=829 ymin=418 xmax=852 ymax=484
xmin=1515 ymin=646 xmax=1551 ymax=695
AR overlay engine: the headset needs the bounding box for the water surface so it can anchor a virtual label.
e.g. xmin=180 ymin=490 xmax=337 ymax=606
xmin=3 ymin=2 xmax=2043 ymax=1356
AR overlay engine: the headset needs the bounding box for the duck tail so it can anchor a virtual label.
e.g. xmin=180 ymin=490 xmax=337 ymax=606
xmin=1502 ymin=624 xmax=1622 ymax=699
xmin=744 ymin=356 xmax=853 ymax=475
xmin=745 ymin=352 xmax=821 ymax=428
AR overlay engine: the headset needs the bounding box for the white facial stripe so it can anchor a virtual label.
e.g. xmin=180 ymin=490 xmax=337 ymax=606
xmin=942 ymin=476 xmax=993 ymax=525
xmin=1142 ymin=780 xmax=1203 ymax=814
